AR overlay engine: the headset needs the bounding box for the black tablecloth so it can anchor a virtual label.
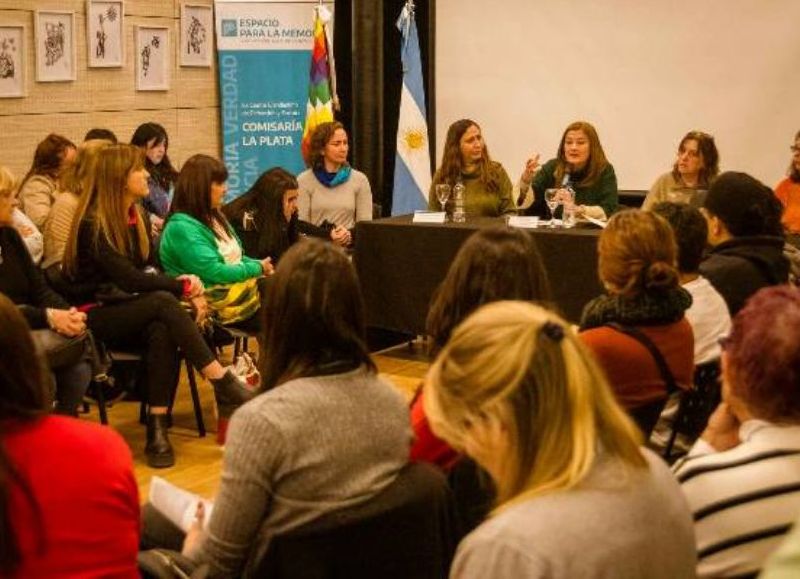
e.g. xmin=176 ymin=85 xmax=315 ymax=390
xmin=354 ymin=216 xmax=604 ymax=334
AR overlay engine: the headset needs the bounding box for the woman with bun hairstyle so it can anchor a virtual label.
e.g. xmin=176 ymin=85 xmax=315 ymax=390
xmin=579 ymin=209 xmax=694 ymax=435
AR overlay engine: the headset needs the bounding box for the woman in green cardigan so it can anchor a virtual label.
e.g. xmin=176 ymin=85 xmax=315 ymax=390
xmin=160 ymin=155 xmax=273 ymax=331
xmin=429 ymin=119 xmax=516 ymax=217
xmin=517 ymin=120 xmax=618 ymax=221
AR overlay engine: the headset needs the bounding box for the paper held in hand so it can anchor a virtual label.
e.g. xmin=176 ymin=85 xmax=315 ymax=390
xmin=412 ymin=211 xmax=447 ymax=224
xmin=149 ymin=476 xmax=215 ymax=532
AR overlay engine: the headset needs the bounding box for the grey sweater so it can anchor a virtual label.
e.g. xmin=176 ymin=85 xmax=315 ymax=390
xmin=192 ymin=367 xmax=411 ymax=577
xmin=451 ymin=449 xmax=696 ymax=579
xmin=297 ymin=169 xmax=373 ymax=230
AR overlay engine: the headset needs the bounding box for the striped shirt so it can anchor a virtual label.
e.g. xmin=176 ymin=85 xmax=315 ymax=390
xmin=673 ymin=421 xmax=800 ymax=577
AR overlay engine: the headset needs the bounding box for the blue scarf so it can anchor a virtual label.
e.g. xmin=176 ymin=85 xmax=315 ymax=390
xmin=313 ymin=165 xmax=352 ymax=188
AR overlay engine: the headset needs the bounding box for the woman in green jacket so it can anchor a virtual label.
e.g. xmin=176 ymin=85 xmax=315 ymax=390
xmin=160 ymin=155 xmax=273 ymax=331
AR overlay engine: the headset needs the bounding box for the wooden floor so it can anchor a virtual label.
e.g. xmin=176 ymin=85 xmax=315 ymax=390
xmin=78 ymin=341 xmax=430 ymax=503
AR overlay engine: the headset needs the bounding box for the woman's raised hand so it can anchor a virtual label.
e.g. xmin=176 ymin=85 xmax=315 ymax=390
xmin=520 ymin=153 xmax=541 ymax=184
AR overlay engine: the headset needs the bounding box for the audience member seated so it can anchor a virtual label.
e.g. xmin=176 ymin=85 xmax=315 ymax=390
xmin=699 ymin=171 xmax=789 ymax=315
xmin=84 ymin=127 xmax=118 ymax=143
xmin=673 ymin=285 xmax=800 ymax=578
xmin=517 ymin=120 xmax=618 ymax=220
xmin=642 ymin=130 xmax=720 ymax=210
xmin=0 ymin=294 xmax=139 ymax=578
xmin=62 ymin=144 xmax=253 ymax=468
xmin=428 ymin=119 xmax=516 ymax=217
xmin=425 ymin=301 xmax=696 ymax=579
xmin=411 ymin=226 xmax=552 ymax=471
xmin=579 ymin=209 xmax=694 ymax=436
xmin=297 ymin=122 xmax=370 ymax=247
xmin=223 ymin=167 xmax=332 ymax=262
xmin=775 ymin=129 xmax=800 ymax=234
xmin=652 ymin=202 xmax=731 ymax=363
xmin=143 ymin=239 xmax=411 ymax=577
xmin=131 ymin=122 xmax=178 ymax=236
xmin=651 ymin=202 xmax=732 ymax=453
xmin=42 ymin=139 xmax=111 ymax=270
xmin=11 ymin=200 xmax=42 ymax=266
xmin=160 ymin=154 xmax=271 ymax=333
xmin=0 ymin=166 xmax=90 ymax=416
xmin=17 ymin=133 xmax=76 ymax=230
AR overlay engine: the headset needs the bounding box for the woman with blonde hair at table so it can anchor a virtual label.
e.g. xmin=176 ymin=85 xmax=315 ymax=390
xmin=429 ymin=119 xmax=516 ymax=217
xmin=642 ymin=130 xmax=720 ymax=210
xmin=425 ymin=300 xmax=696 ymax=578
xmin=517 ymin=120 xmax=618 ymax=221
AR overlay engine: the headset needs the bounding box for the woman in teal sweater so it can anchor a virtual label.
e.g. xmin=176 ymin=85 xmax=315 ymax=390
xmin=160 ymin=155 xmax=273 ymax=330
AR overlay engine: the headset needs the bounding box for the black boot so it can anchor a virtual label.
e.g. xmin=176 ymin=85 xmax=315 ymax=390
xmin=210 ymin=370 xmax=256 ymax=419
xmin=146 ymin=413 xmax=175 ymax=468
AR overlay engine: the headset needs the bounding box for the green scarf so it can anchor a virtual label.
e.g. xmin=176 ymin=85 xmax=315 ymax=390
xmin=580 ymin=287 xmax=692 ymax=331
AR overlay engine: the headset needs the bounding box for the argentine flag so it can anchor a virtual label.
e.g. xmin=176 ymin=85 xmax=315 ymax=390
xmin=392 ymin=1 xmax=431 ymax=216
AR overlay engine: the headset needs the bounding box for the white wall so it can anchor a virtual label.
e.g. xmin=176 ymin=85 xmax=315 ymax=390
xmin=436 ymin=0 xmax=800 ymax=190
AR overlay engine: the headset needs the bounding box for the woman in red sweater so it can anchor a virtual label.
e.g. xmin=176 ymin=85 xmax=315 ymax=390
xmin=0 ymin=294 xmax=140 ymax=578
xmin=410 ymin=226 xmax=552 ymax=469
xmin=579 ymin=209 xmax=694 ymax=436
xmin=775 ymin=129 xmax=800 ymax=233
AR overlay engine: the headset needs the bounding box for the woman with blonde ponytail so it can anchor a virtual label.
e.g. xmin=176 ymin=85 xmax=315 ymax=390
xmin=425 ymin=301 xmax=695 ymax=579
xmin=579 ymin=209 xmax=695 ymax=435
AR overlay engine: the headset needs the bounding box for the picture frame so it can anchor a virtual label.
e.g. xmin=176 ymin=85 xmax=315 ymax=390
xmin=180 ymin=3 xmax=213 ymax=67
xmin=0 ymin=25 xmax=26 ymax=98
xmin=135 ymin=25 xmax=170 ymax=91
xmin=35 ymin=10 xmax=77 ymax=82
xmin=86 ymin=0 xmax=125 ymax=68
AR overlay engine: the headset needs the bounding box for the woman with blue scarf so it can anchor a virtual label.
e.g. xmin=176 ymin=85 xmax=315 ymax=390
xmin=297 ymin=122 xmax=373 ymax=247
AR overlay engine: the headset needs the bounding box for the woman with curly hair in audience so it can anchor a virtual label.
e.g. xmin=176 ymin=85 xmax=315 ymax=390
xmin=430 ymin=119 xmax=516 ymax=217
xmin=0 ymin=293 xmax=140 ymax=578
xmin=579 ymin=209 xmax=694 ymax=436
xmin=425 ymin=300 xmax=696 ymax=578
xmin=62 ymin=144 xmax=253 ymax=468
xmin=17 ymin=133 xmax=76 ymax=229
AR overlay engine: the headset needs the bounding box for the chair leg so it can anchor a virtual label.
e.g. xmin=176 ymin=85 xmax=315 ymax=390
xmin=139 ymin=401 xmax=147 ymax=425
xmin=233 ymin=337 xmax=242 ymax=359
xmin=184 ymin=359 xmax=206 ymax=438
xmin=94 ymin=379 xmax=109 ymax=425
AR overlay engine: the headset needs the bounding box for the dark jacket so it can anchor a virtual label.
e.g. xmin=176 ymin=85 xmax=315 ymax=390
xmin=699 ymin=236 xmax=789 ymax=315
xmin=69 ymin=214 xmax=183 ymax=303
xmin=0 ymin=226 xmax=70 ymax=328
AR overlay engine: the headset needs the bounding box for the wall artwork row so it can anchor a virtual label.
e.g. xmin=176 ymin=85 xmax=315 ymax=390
xmin=0 ymin=2 xmax=213 ymax=98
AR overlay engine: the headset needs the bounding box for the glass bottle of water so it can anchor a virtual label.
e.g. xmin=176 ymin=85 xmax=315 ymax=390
xmin=452 ymin=181 xmax=466 ymax=223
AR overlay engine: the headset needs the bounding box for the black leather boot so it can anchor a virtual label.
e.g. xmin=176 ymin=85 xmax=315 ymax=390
xmin=145 ymin=413 xmax=175 ymax=468
xmin=210 ymin=370 xmax=256 ymax=419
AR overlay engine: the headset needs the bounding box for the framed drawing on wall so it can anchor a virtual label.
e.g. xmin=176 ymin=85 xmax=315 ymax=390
xmin=35 ymin=10 xmax=77 ymax=82
xmin=0 ymin=25 xmax=26 ymax=98
xmin=87 ymin=0 xmax=124 ymax=67
xmin=135 ymin=25 xmax=170 ymax=91
xmin=180 ymin=4 xmax=212 ymax=67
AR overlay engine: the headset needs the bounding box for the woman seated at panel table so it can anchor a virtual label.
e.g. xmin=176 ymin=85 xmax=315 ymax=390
xmin=297 ymin=122 xmax=370 ymax=248
xmin=428 ymin=119 xmax=516 ymax=217
xmin=517 ymin=120 xmax=618 ymax=221
xmin=641 ymin=130 xmax=720 ymax=211
xmin=775 ymin=129 xmax=800 ymax=234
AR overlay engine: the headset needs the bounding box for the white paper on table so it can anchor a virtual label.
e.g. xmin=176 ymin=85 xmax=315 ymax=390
xmin=507 ymin=216 xmax=540 ymax=229
xmin=583 ymin=216 xmax=607 ymax=228
xmin=412 ymin=211 xmax=447 ymax=224
xmin=148 ymin=476 xmax=215 ymax=532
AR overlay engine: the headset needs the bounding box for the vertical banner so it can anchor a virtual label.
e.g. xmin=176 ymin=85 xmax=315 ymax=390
xmin=214 ymin=1 xmax=332 ymax=201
